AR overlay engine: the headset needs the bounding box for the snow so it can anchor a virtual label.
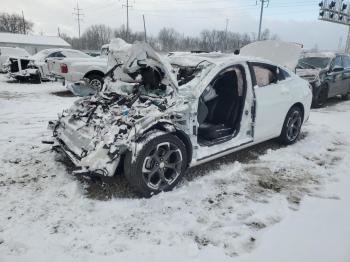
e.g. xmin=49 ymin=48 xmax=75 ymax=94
xmin=0 ymin=33 xmax=70 ymax=47
xmin=0 ymin=75 xmax=349 ymax=261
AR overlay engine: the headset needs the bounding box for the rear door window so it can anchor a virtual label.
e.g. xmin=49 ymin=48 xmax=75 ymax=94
xmin=277 ymin=67 xmax=290 ymax=81
xmin=252 ymin=64 xmax=278 ymax=87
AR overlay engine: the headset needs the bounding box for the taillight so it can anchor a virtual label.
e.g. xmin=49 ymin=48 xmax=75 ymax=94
xmin=60 ymin=63 xmax=68 ymax=74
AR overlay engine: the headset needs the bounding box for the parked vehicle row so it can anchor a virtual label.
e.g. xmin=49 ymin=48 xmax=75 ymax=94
xmin=48 ymin=40 xmax=312 ymax=197
xmin=296 ymin=52 xmax=350 ymax=107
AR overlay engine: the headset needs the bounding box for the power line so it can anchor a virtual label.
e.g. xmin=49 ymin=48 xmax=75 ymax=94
xmin=258 ymin=0 xmax=270 ymax=40
xmin=21 ymin=10 xmax=26 ymax=34
xmin=143 ymin=14 xmax=147 ymax=42
xmin=73 ymin=1 xmax=84 ymax=38
xmin=122 ymin=0 xmax=133 ymax=41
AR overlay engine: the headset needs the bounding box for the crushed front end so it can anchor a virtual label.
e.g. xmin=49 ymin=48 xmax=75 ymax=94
xmin=51 ymin=86 xmax=178 ymax=176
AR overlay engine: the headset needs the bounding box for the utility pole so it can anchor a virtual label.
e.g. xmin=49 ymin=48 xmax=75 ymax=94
xmin=224 ymin=18 xmax=229 ymax=51
xmin=73 ymin=1 xmax=84 ymax=38
xmin=123 ymin=0 xmax=133 ymax=41
xmin=257 ymin=0 xmax=269 ymax=41
xmin=21 ymin=10 xmax=26 ymax=34
xmin=143 ymin=14 xmax=147 ymax=42
xmin=319 ymin=0 xmax=350 ymax=53
xmin=57 ymin=27 xmax=61 ymax=37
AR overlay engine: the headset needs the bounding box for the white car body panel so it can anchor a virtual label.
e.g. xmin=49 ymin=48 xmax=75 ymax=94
xmin=58 ymin=59 xmax=107 ymax=83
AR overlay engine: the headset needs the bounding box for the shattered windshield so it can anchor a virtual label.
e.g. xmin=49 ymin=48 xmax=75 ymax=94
xmin=297 ymin=57 xmax=331 ymax=69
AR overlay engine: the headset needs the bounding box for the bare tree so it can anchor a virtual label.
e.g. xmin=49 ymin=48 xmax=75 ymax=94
xmin=62 ymin=24 xmax=279 ymax=53
xmin=0 ymin=12 xmax=33 ymax=34
xmin=158 ymin=27 xmax=182 ymax=52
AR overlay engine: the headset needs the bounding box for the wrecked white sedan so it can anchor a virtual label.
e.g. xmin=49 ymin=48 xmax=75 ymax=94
xmin=49 ymin=41 xmax=312 ymax=197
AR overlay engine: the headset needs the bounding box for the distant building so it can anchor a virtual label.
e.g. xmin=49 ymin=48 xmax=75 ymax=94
xmin=0 ymin=33 xmax=71 ymax=55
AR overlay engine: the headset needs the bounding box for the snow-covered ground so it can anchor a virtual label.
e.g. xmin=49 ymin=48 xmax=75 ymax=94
xmin=0 ymin=74 xmax=349 ymax=262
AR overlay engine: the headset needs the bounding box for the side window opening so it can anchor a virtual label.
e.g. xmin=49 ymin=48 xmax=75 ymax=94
xmin=332 ymin=56 xmax=343 ymax=68
xmin=47 ymin=52 xmax=65 ymax=58
xmin=197 ymin=66 xmax=246 ymax=144
xmin=277 ymin=67 xmax=290 ymax=81
xmin=253 ymin=65 xmax=278 ymax=87
xmin=342 ymin=55 xmax=350 ymax=69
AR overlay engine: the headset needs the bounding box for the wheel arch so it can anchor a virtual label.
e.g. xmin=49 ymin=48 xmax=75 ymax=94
xmin=83 ymin=70 xmax=105 ymax=79
xmin=136 ymin=122 xmax=193 ymax=167
xmin=279 ymin=102 xmax=305 ymax=136
xmin=291 ymin=102 xmax=305 ymax=122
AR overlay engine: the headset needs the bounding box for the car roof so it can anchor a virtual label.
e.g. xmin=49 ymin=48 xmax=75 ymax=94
xmin=302 ymin=52 xmax=337 ymax=58
xmin=169 ymin=52 xmax=274 ymax=68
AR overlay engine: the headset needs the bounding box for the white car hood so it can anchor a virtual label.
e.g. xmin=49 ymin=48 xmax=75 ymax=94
xmin=296 ymin=68 xmax=320 ymax=77
xmin=240 ymin=40 xmax=302 ymax=70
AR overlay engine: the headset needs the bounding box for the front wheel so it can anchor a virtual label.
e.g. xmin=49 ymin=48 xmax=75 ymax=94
xmin=341 ymin=89 xmax=350 ymax=100
xmin=278 ymin=106 xmax=303 ymax=145
xmin=312 ymin=86 xmax=328 ymax=108
xmin=124 ymin=132 xmax=188 ymax=197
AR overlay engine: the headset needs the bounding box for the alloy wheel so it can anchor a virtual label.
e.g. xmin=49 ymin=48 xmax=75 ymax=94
xmin=286 ymin=110 xmax=302 ymax=142
xmin=89 ymin=79 xmax=102 ymax=90
xmin=142 ymin=142 xmax=183 ymax=190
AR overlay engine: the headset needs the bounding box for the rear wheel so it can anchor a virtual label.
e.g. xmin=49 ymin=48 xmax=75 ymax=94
xmin=87 ymin=74 xmax=104 ymax=91
xmin=279 ymin=106 xmax=303 ymax=145
xmin=124 ymin=132 xmax=187 ymax=197
xmin=32 ymin=72 xmax=42 ymax=84
xmin=312 ymin=86 xmax=328 ymax=108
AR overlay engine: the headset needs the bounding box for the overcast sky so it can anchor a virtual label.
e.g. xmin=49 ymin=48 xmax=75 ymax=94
xmin=2 ymin=0 xmax=349 ymax=50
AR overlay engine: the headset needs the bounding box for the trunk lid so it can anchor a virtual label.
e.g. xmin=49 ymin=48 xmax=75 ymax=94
xmin=240 ymin=40 xmax=302 ymax=70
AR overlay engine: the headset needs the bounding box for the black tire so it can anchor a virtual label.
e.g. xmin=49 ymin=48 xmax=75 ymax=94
xmin=124 ymin=132 xmax=188 ymax=197
xmin=312 ymin=86 xmax=328 ymax=108
xmin=32 ymin=72 xmax=42 ymax=84
xmin=87 ymin=74 xmax=104 ymax=91
xmin=278 ymin=106 xmax=303 ymax=145
xmin=341 ymin=89 xmax=350 ymax=100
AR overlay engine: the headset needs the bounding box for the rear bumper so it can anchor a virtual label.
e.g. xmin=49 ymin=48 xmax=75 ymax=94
xmin=10 ymin=68 xmax=39 ymax=79
xmin=66 ymin=80 xmax=97 ymax=97
xmin=65 ymin=71 xmax=85 ymax=83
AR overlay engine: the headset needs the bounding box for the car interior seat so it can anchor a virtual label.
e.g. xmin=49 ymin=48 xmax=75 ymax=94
xmin=198 ymin=70 xmax=240 ymax=141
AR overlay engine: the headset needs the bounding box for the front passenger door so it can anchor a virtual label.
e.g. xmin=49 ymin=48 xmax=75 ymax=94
xmin=328 ymin=56 xmax=344 ymax=97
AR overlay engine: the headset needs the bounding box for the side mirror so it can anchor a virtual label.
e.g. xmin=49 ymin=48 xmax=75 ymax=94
xmin=332 ymin=65 xmax=344 ymax=72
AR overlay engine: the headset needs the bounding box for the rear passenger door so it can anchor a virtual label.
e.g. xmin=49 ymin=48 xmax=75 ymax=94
xmin=250 ymin=63 xmax=292 ymax=141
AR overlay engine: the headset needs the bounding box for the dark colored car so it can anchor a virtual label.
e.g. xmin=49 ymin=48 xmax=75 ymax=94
xmin=296 ymin=53 xmax=350 ymax=107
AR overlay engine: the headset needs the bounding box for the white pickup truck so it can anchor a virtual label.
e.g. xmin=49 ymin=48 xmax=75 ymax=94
xmin=7 ymin=48 xmax=92 ymax=83
xmin=51 ymin=45 xmax=108 ymax=90
xmin=0 ymin=47 xmax=30 ymax=73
